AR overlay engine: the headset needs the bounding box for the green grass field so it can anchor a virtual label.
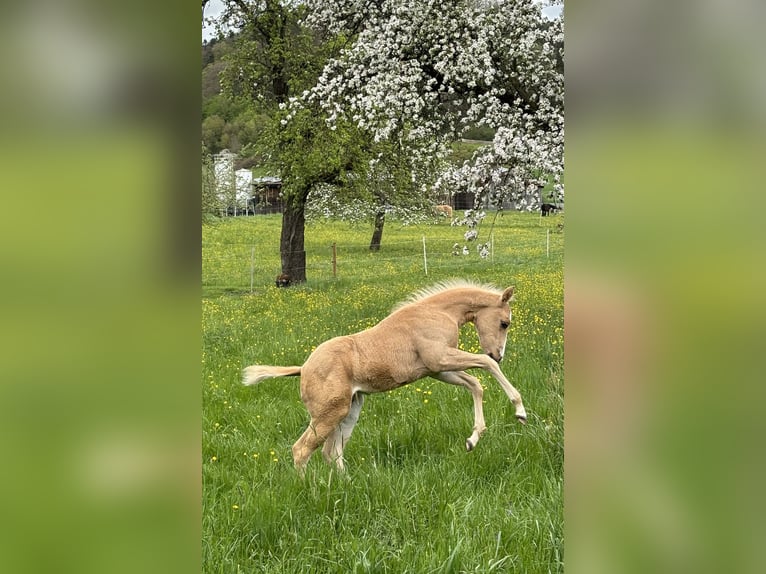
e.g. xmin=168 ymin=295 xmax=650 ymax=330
xmin=202 ymin=211 xmax=563 ymax=573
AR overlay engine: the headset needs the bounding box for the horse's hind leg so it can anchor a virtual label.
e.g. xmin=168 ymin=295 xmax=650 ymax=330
xmin=434 ymin=371 xmax=486 ymax=451
xmin=292 ymin=418 xmax=343 ymax=476
xmin=292 ymin=392 xmax=352 ymax=475
xmin=322 ymin=393 xmax=365 ymax=472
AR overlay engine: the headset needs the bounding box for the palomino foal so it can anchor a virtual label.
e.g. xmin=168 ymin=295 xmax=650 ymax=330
xmin=243 ymin=281 xmax=527 ymax=473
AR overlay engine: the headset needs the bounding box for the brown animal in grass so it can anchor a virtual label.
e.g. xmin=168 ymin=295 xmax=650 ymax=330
xmin=433 ymin=204 xmax=453 ymax=219
xmin=243 ymin=280 xmax=527 ymax=474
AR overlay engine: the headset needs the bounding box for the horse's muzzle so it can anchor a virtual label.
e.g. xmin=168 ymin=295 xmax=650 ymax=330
xmin=488 ymin=352 xmax=502 ymax=363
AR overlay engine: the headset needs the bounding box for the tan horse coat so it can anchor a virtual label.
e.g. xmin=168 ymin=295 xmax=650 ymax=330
xmin=243 ymin=281 xmax=526 ymax=473
xmin=434 ymin=204 xmax=454 ymax=218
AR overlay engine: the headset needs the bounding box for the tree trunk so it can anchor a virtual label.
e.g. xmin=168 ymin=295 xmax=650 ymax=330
xmin=280 ymin=193 xmax=307 ymax=283
xmin=369 ymin=209 xmax=385 ymax=251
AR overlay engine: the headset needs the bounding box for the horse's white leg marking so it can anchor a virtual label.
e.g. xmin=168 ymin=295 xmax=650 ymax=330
xmin=426 ymin=348 xmax=527 ymax=423
xmin=322 ymin=393 xmax=365 ymax=472
xmin=434 ymin=371 xmax=486 ymax=451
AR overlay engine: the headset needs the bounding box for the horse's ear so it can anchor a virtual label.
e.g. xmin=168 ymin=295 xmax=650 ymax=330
xmin=501 ymin=286 xmax=515 ymax=303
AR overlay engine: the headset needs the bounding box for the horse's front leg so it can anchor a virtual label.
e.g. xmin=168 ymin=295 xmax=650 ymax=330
xmin=433 ymin=371 xmax=487 ymax=451
xmin=425 ymin=348 xmax=527 ymax=424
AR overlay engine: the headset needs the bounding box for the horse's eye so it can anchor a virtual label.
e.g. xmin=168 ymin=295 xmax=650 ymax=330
xmin=500 ymin=321 xmax=510 ymax=330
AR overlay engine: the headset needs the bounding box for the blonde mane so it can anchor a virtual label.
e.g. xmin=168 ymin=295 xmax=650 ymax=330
xmin=393 ymin=279 xmax=503 ymax=311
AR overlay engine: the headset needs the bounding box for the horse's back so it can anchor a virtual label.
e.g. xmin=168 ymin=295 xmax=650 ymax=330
xmin=348 ymin=320 xmax=436 ymax=391
xmin=302 ymin=336 xmax=355 ymax=379
xmin=299 ymin=336 xmax=357 ymax=403
xmin=301 ymin=327 xmax=420 ymax=393
xmin=301 ymin=306 xmax=457 ymax=394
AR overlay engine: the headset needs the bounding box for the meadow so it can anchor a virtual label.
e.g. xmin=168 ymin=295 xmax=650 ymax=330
xmin=202 ymin=211 xmax=563 ymax=573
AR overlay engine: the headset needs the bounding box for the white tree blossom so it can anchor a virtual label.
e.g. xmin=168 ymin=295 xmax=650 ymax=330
xmin=298 ymin=0 xmax=564 ymax=215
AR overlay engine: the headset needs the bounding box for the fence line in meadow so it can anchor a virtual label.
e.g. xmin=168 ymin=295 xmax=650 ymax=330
xmin=203 ymin=231 xmax=562 ymax=293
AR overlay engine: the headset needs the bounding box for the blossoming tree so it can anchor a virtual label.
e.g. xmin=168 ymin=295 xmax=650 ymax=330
xmin=209 ymin=0 xmax=563 ymax=279
xmin=297 ymin=0 xmax=564 ymax=238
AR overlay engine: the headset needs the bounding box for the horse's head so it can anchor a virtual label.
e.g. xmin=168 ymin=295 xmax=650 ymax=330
xmin=474 ymin=286 xmax=514 ymax=362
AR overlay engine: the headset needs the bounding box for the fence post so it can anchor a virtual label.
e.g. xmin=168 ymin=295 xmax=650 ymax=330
xmin=332 ymin=242 xmax=337 ymax=278
xmin=546 ymin=229 xmax=550 ymax=258
xmin=250 ymin=246 xmax=255 ymax=292
xmin=422 ymin=236 xmax=428 ymax=276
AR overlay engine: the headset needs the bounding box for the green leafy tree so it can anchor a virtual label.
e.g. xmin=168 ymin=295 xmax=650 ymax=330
xmin=208 ymin=1 xmax=428 ymax=280
xmin=201 ymin=143 xmax=222 ymax=217
xmin=209 ymin=1 xmax=354 ymax=282
xmin=268 ymin=105 xmax=372 ymax=278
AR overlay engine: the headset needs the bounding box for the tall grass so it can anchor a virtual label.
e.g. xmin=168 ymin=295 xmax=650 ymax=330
xmin=203 ymin=212 xmax=563 ymax=573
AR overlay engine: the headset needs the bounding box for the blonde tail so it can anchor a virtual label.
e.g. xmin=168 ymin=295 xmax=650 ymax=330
xmin=242 ymin=365 xmax=302 ymax=386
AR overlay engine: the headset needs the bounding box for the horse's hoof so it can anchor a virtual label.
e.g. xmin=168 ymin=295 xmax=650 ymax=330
xmin=516 ymin=415 xmax=527 ymax=425
xmin=466 ymin=439 xmax=475 ymax=452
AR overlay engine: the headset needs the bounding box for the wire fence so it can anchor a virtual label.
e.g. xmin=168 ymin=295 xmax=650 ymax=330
xmin=202 ymin=231 xmax=563 ymax=293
